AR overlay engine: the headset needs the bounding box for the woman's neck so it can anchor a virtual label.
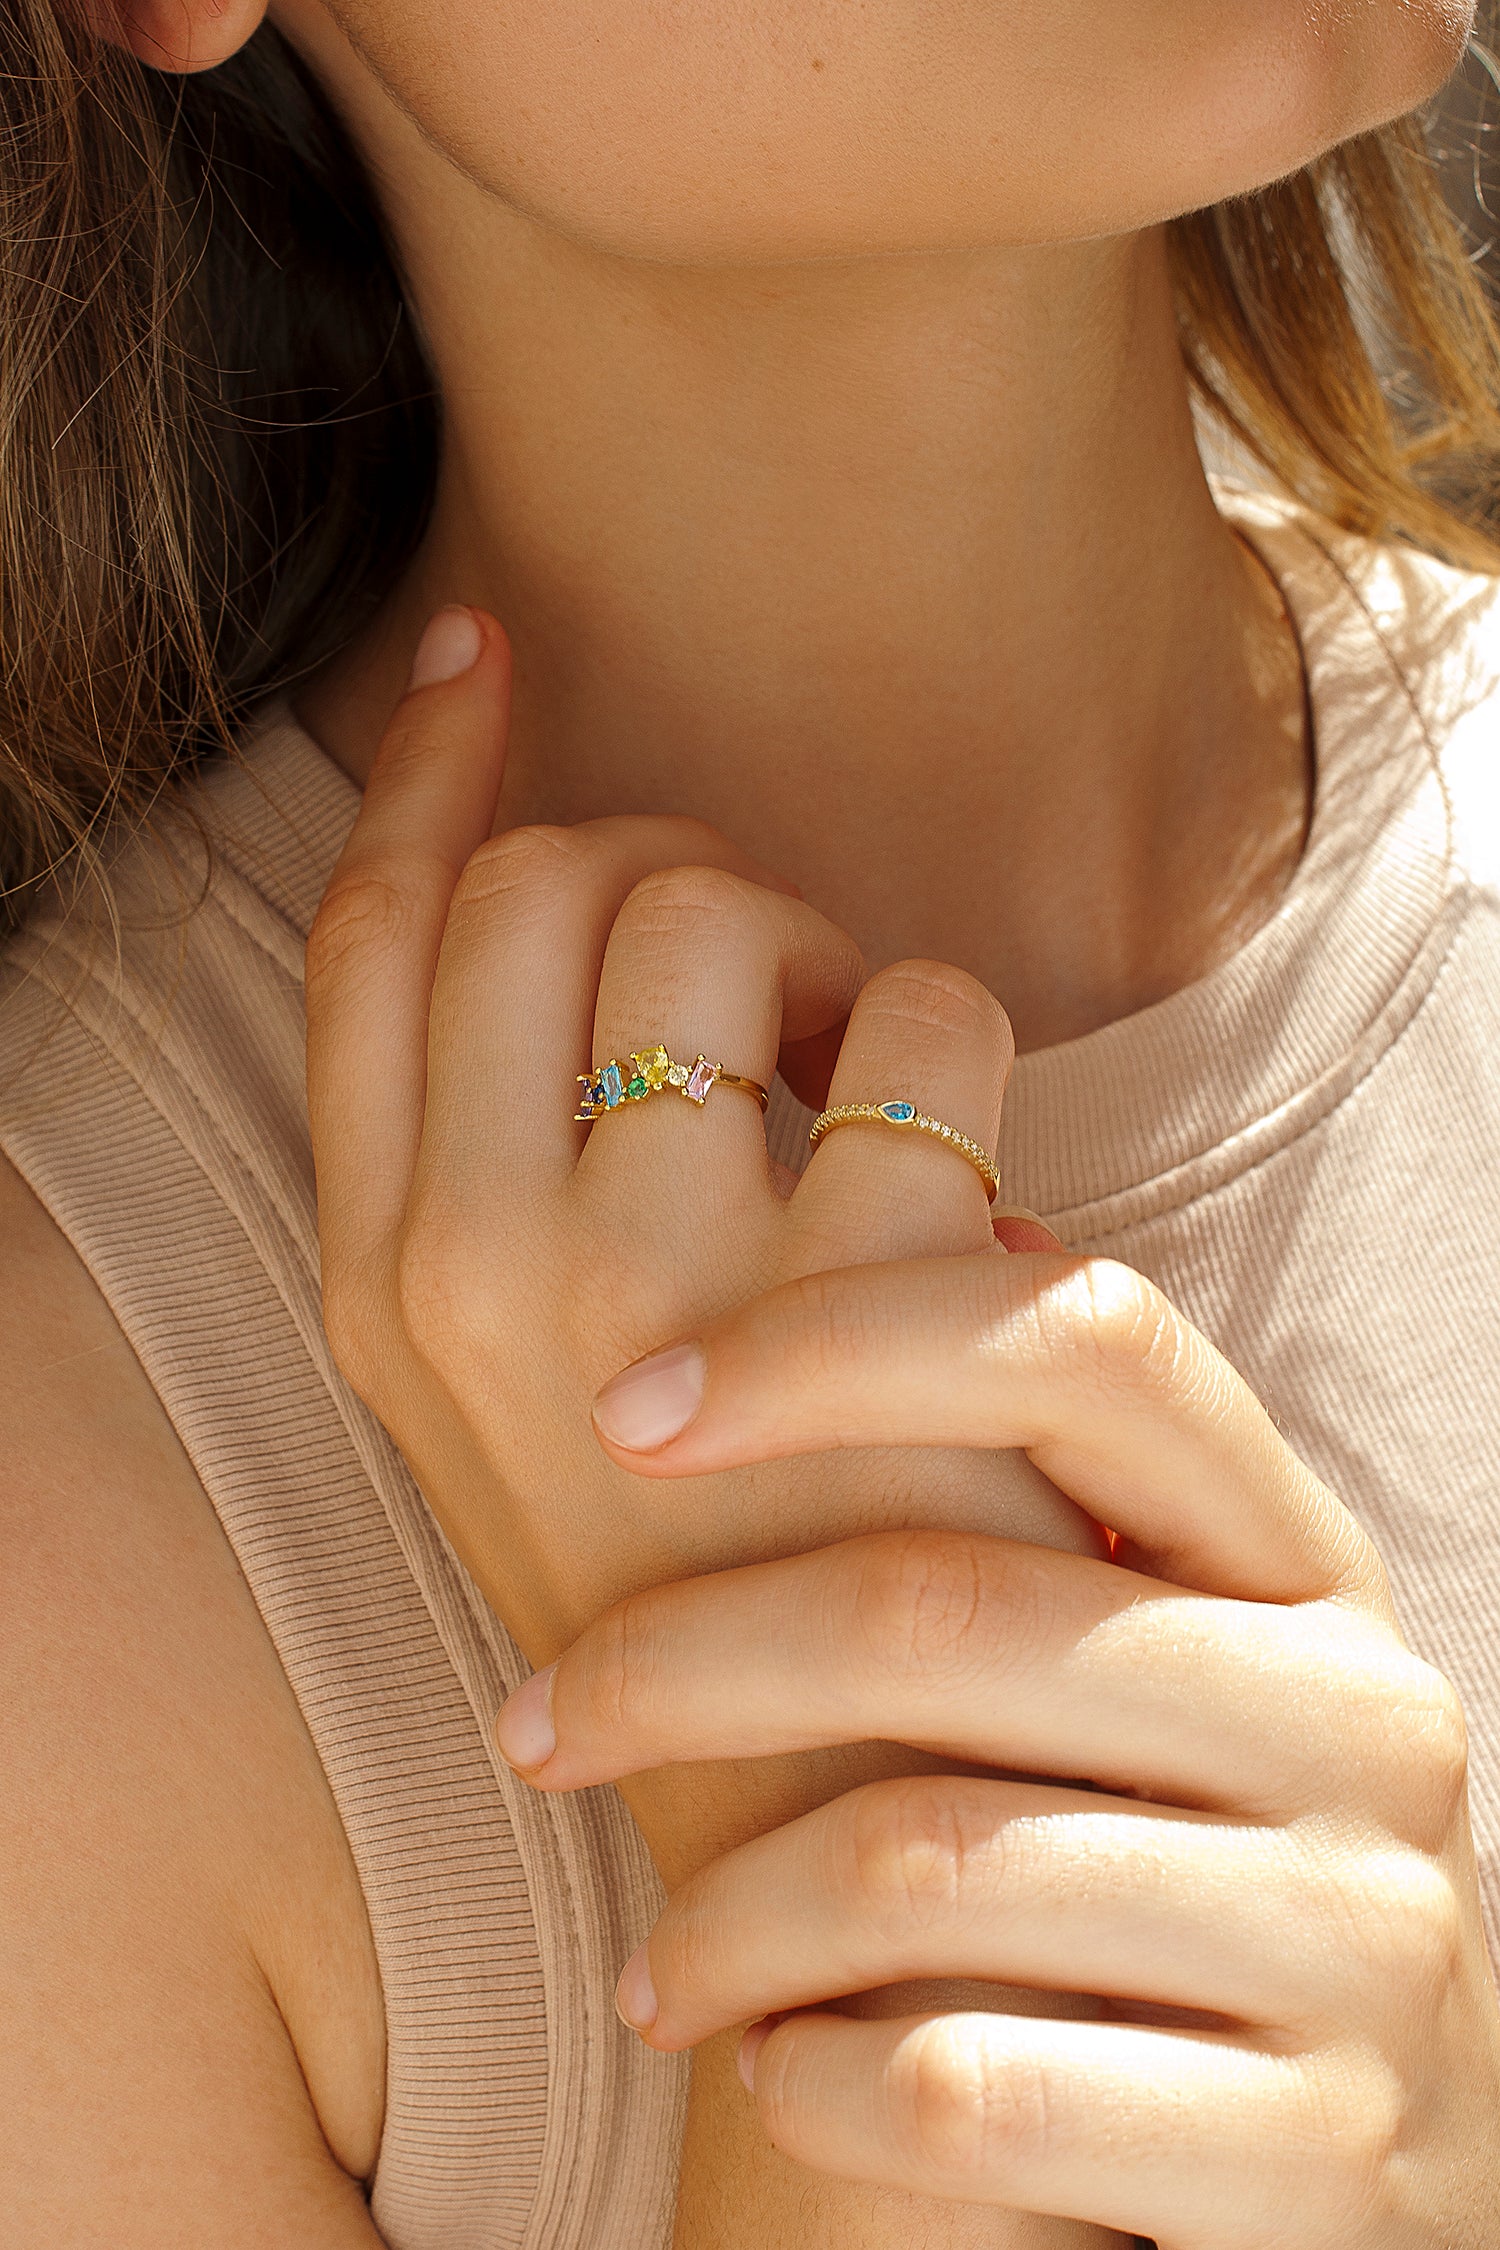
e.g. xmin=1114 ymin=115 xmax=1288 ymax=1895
xmin=294 ymin=159 xmax=1309 ymax=1051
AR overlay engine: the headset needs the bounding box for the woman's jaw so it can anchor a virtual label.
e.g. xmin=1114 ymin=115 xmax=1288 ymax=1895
xmin=268 ymin=0 xmax=1471 ymax=265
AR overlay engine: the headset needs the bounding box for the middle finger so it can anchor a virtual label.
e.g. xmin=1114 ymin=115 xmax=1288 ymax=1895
xmin=584 ymin=863 xmax=866 ymax=1203
xmin=497 ymin=1532 xmax=1418 ymax=1825
xmin=417 ymin=814 xmax=809 ymax=1212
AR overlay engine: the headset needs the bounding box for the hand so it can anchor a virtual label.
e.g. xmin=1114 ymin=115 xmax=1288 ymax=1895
xmin=495 ymin=1251 xmax=1500 ymax=2246
xmin=304 ymin=606 xmax=1101 ymax=1694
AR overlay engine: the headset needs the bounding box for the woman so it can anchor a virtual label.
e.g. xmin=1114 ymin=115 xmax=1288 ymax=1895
xmin=1 ymin=0 xmax=1498 ymax=2244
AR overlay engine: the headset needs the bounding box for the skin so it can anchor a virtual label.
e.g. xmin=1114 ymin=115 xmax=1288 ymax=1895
xmin=299 ymin=625 xmax=1500 ymax=2247
xmin=2 ymin=0 xmax=1487 ymax=2241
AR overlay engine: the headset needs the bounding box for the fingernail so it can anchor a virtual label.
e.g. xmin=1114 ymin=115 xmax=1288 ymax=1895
xmin=737 ymin=2016 xmax=777 ymax=2091
xmin=408 ymin=606 xmax=483 ymax=690
xmin=494 ymin=1662 xmax=557 ymax=1770
xmin=614 ymin=1944 xmax=659 ymax=2034
xmin=594 ymin=1342 xmax=706 ymax=1452
xmin=992 ymin=1205 xmax=1063 ymax=1253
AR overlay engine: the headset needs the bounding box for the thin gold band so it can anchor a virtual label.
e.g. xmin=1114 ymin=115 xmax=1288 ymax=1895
xmin=809 ymin=1100 xmax=1001 ymax=1203
xmin=576 ymin=1043 xmax=770 ymax=1122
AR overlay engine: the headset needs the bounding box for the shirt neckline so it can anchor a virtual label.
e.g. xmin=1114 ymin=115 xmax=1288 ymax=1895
xmin=209 ymin=488 xmax=1454 ymax=1236
xmin=989 ymin=489 xmax=1452 ymax=1230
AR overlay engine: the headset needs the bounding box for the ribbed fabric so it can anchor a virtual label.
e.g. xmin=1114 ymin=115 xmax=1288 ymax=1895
xmin=774 ymin=488 xmax=1500 ymax=1953
xmin=1 ymin=484 xmax=1498 ymax=2244
xmin=0 ymin=730 xmax=686 ymax=2246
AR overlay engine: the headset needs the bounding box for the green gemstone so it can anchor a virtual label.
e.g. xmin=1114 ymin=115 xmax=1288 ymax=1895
xmin=626 ymin=1076 xmax=649 ymax=1099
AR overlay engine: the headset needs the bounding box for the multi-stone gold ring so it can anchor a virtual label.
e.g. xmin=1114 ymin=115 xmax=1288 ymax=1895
xmin=576 ymin=1043 xmax=770 ymax=1122
xmin=808 ymin=1099 xmax=1001 ymax=1203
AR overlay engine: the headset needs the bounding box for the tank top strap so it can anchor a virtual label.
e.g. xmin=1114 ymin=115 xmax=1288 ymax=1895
xmin=0 ymin=704 xmax=684 ymax=2249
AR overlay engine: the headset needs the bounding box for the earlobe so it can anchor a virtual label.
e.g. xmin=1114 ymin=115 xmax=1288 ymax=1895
xmin=90 ymin=0 xmax=269 ymax=74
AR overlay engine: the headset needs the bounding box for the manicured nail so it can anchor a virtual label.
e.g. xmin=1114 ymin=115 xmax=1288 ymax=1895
xmin=737 ymin=2016 xmax=777 ymax=2091
xmin=594 ymin=1342 xmax=706 ymax=1452
xmin=494 ymin=1663 xmax=557 ymax=1771
xmin=614 ymin=1945 xmax=659 ymax=2034
xmin=408 ymin=606 xmax=483 ymax=690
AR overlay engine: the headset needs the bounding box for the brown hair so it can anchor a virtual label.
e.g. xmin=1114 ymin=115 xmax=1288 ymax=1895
xmin=1 ymin=9 xmax=1498 ymax=937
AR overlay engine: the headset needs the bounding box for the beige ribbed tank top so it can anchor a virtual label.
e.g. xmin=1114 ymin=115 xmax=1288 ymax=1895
xmin=4 ymin=487 xmax=1500 ymax=2242
xmin=0 ymin=719 xmax=687 ymax=2247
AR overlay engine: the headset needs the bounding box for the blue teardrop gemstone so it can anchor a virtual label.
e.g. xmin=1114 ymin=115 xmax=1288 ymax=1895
xmin=880 ymin=1101 xmax=916 ymax=1123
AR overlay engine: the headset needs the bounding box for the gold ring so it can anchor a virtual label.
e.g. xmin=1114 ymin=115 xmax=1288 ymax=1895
xmin=809 ymin=1099 xmax=1000 ymax=1202
xmin=576 ymin=1043 xmax=770 ymax=1122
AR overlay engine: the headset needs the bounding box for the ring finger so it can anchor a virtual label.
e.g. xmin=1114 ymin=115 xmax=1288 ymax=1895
xmin=792 ymin=958 xmax=1014 ymax=1261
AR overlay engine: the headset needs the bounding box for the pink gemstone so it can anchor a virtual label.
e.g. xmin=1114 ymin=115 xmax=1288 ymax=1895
xmin=685 ymin=1058 xmax=715 ymax=1104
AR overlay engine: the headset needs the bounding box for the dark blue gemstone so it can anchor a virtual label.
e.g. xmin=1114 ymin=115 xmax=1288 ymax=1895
xmin=880 ymin=1101 xmax=916 ymax=1123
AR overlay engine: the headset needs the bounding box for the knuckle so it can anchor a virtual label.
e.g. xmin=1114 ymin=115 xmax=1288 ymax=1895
xmin=1401 ymin=1662 xmax=1470 ymax=1791
xmin=849 ymin=1529 xmax=1001 ymax=1690
xmin=1379 ymin=1657 xmax=1471 ymax=1839
xmin=581 ymin=1588 xmax=674 ymax=1740
xmin=653 ymin=1873 xmax=727 ymax=2013
xmin=838 ymin=1777 xmax=990 ymax=1938
xmin=645 ymin=814 xmax=739 ymax=861
xmin=1386 ymin=1860 xmax=1467 ymax=1993
xmin=450 ymin=823 xmax=586 ymax=909
xmin=1309 ymin=1835 xmax=1464 ymax=1995
xmin=614 ymin=861 xmax=760 ymax=945
xmin=856 ymin=958 xmax=1012 ymax=1052
xmin=392 ymin=1213 xmax=489 ymax=1363
xmin=897 ymin=2019 xmax=1047 ymax=2182
xmin=1034 ymin=1256 xmax=1184 ymax=1409
xmin=778 ymin=1264 xmax=895 ymax=1382
xmin=1302 ymin=2055 xmax=1404 ymax=2223
xmin=306 ymin=866 xmax=426 ymax=990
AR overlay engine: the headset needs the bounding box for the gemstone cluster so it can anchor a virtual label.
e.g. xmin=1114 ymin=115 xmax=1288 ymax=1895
xmin=576 ymin=1045 xmax=721 ymax=1122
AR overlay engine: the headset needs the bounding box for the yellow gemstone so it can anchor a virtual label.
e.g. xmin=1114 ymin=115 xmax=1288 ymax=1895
xmin=633 ymin=1045 xmax=671 ymax=1090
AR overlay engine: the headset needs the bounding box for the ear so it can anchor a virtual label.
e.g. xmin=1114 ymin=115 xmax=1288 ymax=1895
xmin=91 ymin=0 xmax=269 ymax=73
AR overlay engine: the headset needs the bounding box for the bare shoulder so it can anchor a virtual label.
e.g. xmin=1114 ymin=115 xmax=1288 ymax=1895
xmin=0 ymin=1153 xmax=387 ymax=2245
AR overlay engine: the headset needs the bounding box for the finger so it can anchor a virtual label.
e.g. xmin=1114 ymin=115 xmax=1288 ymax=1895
xmin=587 ymin=1253 xmax=1386 ymax=1607
xmin=992 ymin=1207 xmax=1064 ymax=1255
xmin=790 ymin=960 xmax=1014 ymax=1261
xmin=415 ymin=818 xmax=808 ymax=1210
xmin=619 ymin=1775 xmax=1314 ymax=2052
xmin=305 ymin=607 xmax=510 ymax=1273
xmin=743 ymin=2009 xmax=1363 ymax=2244
xmin=495 ymin=1534 xmax=1421 ymax=1823
xmin=583 ymin=868 xmax=866 ymax=1194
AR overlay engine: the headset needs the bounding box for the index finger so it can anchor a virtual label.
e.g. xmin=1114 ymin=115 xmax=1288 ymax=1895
xmin=305 ymin=608 xmax=512 ymax=1274
xmin=586 ymin=1253 xmax=1389 ymax=1610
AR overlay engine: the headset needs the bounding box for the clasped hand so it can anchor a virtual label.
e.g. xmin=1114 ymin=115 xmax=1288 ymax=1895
xmin=307 ymin=611 xmax=1500 ymax=2246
